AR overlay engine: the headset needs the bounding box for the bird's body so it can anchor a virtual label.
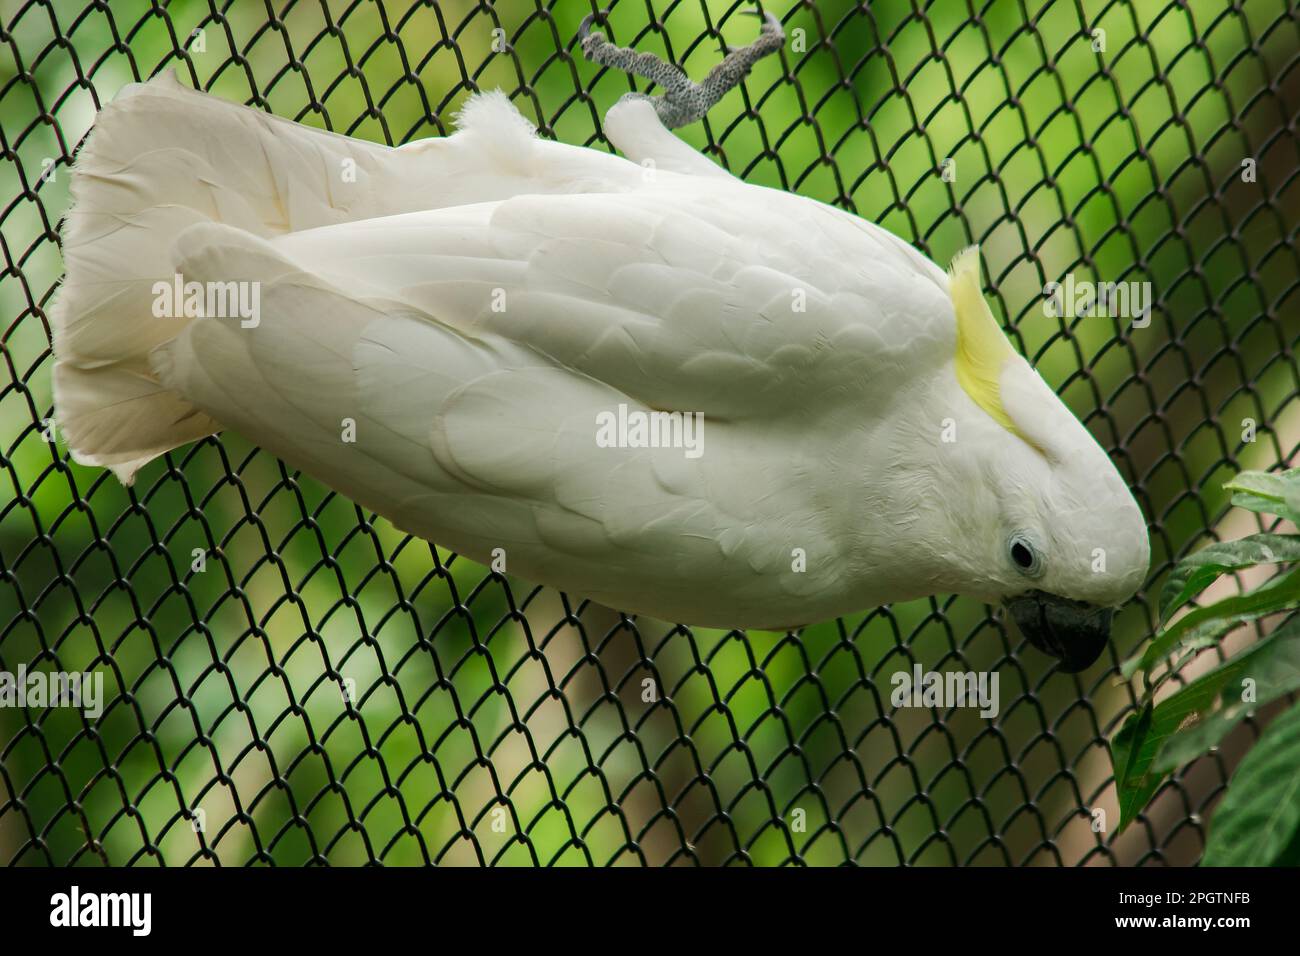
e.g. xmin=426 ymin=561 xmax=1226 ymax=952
xmin=54 ymin=49 xmax=1149 ymax=663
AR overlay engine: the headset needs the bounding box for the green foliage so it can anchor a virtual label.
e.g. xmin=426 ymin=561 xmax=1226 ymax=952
xmin=1225 ymin=471 xmax=1300 ymax=524
xmin=1158 ymin=534 xmax=1300 ymax=624
xmin=1112 ymin=468 xmax=1300 ymax=866
xmin=1202 ymin=704 xmax=1300 ymax=866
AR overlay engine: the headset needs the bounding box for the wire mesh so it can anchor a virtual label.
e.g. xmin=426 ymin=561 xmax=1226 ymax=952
xmin=0 ymin=0 xmax=1297 ymax=866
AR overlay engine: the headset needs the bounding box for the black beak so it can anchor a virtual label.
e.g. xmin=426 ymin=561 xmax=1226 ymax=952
xmin=1004 ymin=590 xmax=1113 ymax=672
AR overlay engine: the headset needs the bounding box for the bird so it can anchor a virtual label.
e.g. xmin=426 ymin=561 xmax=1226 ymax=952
xmin=51 ymin=9 xmax=1149 ymax=671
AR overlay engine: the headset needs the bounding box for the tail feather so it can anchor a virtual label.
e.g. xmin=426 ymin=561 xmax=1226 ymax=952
xmin=53 ymin=74 xmax=630 ymax=484
xmin=52 ymin=72 xmax=405 ymax=484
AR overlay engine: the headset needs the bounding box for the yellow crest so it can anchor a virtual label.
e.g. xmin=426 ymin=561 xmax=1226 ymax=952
xmin=947 ymin=247 xmax=1043 ymax=454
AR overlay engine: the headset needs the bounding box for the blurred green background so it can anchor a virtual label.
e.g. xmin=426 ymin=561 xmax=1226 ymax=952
xmin=0 ymin=0 xmax=1296 ymax=865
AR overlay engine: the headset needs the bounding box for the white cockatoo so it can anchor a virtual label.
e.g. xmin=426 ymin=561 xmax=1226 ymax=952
xmin=52 ymin=12 xmax=1149 ymax=670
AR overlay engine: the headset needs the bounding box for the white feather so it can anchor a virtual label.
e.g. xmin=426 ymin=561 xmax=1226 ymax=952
xmin=453 ymin=89 xmax=538 ymax=172
xmin=54 ymin=75 xmax=1149 ymax=628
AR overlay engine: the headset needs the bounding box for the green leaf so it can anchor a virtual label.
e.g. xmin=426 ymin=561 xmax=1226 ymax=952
xmin=1224 ymin=469 xmax=1300 ymax=524
xmin=1202 ymin=702 xmax=1300 ymax=866
xmin=1125 ymin=564 xmax=1300 ymax=677
xmin=1158 ymin=615 xmax=1254 ymax=682
xmin=1275 ymin=819 xmax=1300 ymax=866
xmin=1154 ymin=615 xmax=1300 ymax=772
xmin=1112 ymin=703 xmax=1157 ymax=832
xmin=1113 ymin=615 xmax=1300 ymax=831
xmin=1159 ymin=533 xmax=1300 ymax=623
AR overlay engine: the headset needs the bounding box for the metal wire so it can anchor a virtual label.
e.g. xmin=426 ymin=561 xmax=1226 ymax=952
xmin=1 ymin=0 xmax=1297 ymax=865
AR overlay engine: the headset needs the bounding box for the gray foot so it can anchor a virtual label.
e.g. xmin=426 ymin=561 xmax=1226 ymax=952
xmin=579 ymin=8 xmax=784 ymax=129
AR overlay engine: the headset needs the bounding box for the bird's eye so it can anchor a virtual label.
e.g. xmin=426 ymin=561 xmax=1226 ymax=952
xmin=1008 ymin=533 xmax=1043 ymax=576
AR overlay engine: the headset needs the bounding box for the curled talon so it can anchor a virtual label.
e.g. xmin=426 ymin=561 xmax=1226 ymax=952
xmin=577 ymin=11 xmax=606 ymax=44
xmin=577 ymin=2 xmax=785 ymax=129
xmin=578 ymin=12 xmax=608 ymax=55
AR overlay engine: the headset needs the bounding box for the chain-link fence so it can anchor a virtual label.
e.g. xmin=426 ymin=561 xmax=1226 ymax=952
xmin=1 ymin=0 xmax=1296 ymax=866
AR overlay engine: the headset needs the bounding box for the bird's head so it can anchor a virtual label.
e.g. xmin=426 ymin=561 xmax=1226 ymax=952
xmin=929 ymin=247 xmax=1150 ymax=672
